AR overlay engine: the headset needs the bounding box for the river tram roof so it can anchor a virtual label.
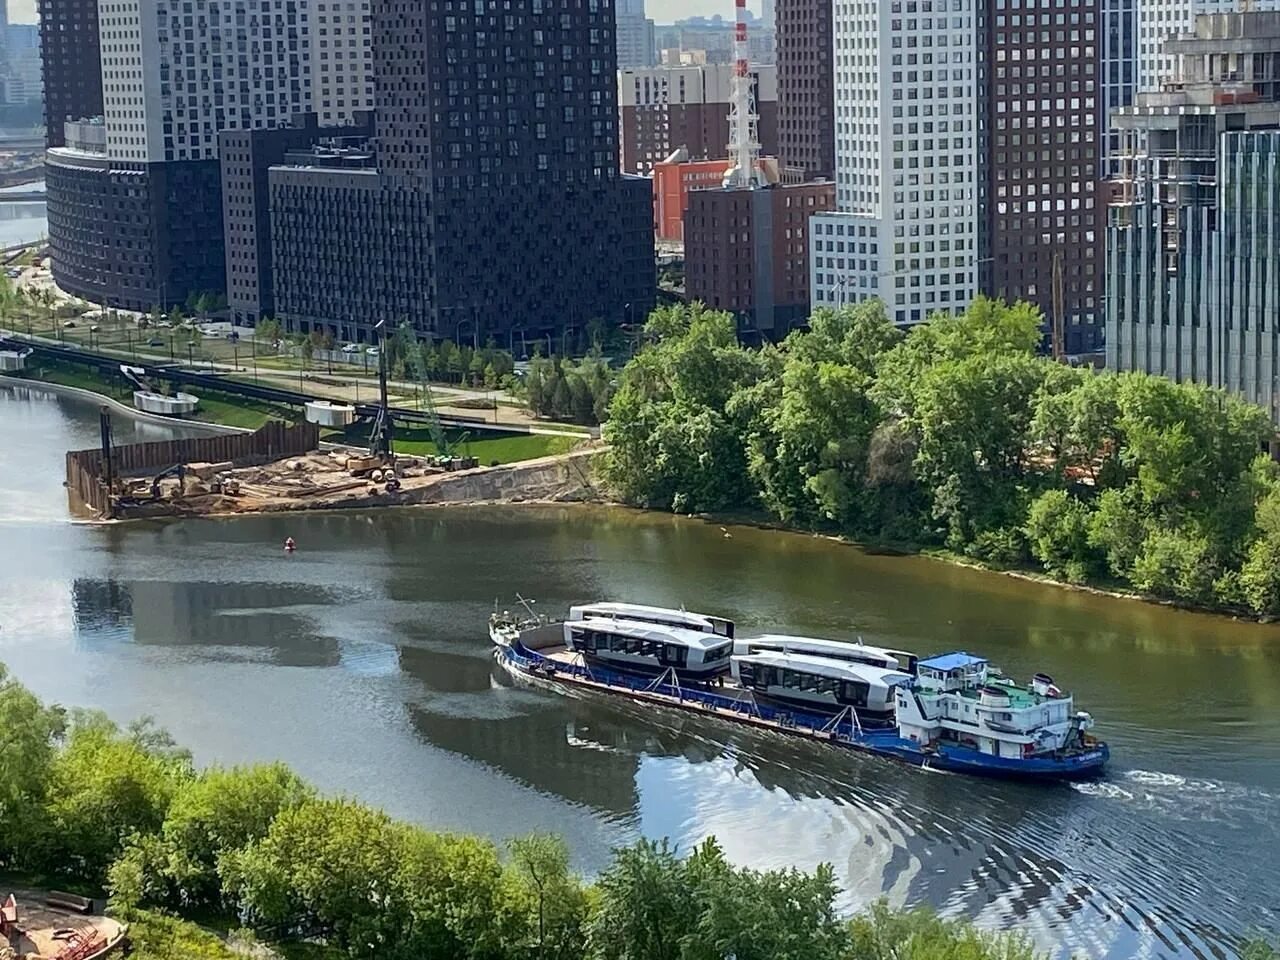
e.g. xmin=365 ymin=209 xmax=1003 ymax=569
xmin=918 ymin=652 xmax=988 ymax=672
xmin=741 ymin=634 xmax=905 ymax=665
xmin=571 ymin=601 xmax=729 ymax=630
xmin=735 ymin=651 xmax=914 ymax=690
xmin=571 ymin=616 xmax=731 ymax=651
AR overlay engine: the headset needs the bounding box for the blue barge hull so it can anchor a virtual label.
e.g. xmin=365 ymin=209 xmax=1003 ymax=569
xmin=496 ymin=641 xmax=1109 ymax=782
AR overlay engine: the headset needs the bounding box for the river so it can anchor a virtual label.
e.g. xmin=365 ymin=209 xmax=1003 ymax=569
xmin=0 ymin=382 xmax=1276 ymax=960
xmin=0 ymin=179 xmax=45 ymax=248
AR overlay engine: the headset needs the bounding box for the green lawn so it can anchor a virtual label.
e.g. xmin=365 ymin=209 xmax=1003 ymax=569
xmin=331 ymin=422 xmax=581 ymax=464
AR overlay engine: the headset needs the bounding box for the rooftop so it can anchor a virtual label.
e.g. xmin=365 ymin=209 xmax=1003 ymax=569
xmin=574 ymin=616 xmax=730 ymax=650
xmin=734 ymin=650 xmax=914 ymax=688
xmin=918 ymin=652 xmax=987 ymax=672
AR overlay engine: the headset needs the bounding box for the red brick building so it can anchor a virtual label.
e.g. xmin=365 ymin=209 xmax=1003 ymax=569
xmin=684 ymin=181 xmax=835 ymax=337
xmin=619 ymin=64 xmax=778 ymax=175
xmin=653 ymin=153 xmax=780 ymax=242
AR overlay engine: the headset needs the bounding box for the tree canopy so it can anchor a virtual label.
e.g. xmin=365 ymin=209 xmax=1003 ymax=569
xmin=603 ymin=299 xmax=1280 ymax=616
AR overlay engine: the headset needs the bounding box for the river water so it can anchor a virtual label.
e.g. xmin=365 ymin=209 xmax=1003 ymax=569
xmin=0 ymin=383 xmax=1277 ymax=959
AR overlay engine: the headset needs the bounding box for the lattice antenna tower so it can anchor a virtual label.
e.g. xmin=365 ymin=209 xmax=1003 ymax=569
xmin=724 ymin=0 xmax=762 ymax=188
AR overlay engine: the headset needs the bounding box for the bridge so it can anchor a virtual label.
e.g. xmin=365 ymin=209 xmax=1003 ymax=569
xmin=0 ymin=191 xmax=44 ymax=203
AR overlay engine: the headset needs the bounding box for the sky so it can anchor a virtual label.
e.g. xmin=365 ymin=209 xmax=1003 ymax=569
xmin=9 ymin=0 xmax=36 ymax=23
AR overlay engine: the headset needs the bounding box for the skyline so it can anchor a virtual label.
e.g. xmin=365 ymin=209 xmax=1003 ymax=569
xmin=8 ymin=0 xmax=757 ymax=26
xmin=645 ymin=0 xmax=763 ymax=21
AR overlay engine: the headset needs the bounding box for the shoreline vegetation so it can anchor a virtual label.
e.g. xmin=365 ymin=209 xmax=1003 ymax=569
xmin=601 ymin=301 xmax=1280 ymax=623
xmin=1 ymin=660 xmax=1215 ymax=960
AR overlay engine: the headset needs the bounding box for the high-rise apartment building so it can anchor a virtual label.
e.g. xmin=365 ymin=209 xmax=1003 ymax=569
xmin=985 ymin=0 xmax=1104 ymax=353
xmin=309 ymin=0 xmax=375 ymax=126
xmin=36 ymin=0 xmax=103 ymax=147
xmin=810 ymin=0 xmax=980 ymax=325
xmin=1107 ymin=12 xmax=1280 ymax=419
xmin=1100 ymin=0 xmax=1136 ymax=169
xmin=775 ymin=0 xmax=834 ymax=181
xmin=1137 ymin=0 xmax=1280 ymax=92
xmin=43 ymin=0 xmax=372 ymax=309
xmin=264 ymin=0 xmax=654 ymax=344
xmin=617 ymin=0 xmax=656 ymax=68
xmin=619 ymin=64 xmax=778 ymax=174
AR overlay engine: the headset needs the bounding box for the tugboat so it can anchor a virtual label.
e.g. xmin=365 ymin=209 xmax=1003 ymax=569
xmin=489 ymin=600 xmax=1108 ymax=782
xmin=885 ymin=653 xmax=1104 ymax=776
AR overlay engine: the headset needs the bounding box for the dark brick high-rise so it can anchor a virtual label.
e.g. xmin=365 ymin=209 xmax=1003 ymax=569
xmin=776 ymin=0 xmax=834 ymax=183
xmin=269 ymin=0 xmax=655 ymax=344
xmin=36 ymin=0 xmax=103 ymax=147
xmin=984 ymin=0 xmax=1104 ymax=354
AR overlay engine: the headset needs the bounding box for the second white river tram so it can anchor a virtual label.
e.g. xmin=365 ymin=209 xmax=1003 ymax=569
xmin=489 ymin=599 xmax=1109 ymax=781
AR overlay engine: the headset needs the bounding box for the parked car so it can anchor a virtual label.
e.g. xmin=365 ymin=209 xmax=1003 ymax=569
xmin=341 ymin=343 xmax=361 ymax=354
xmin=89 ymin=324 xmax=100 ymax=333
xmin=365 ymin=346 xmax=380 ymax=357
xmin=62 ymin=320 xmax=76 ymax=328
xmin=148 ymin=337 xmax=165 ymax=347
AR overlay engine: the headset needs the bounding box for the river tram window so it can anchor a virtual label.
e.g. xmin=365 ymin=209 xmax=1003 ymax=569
xmin=570 ymin=628 xmax=689 ymax=666
xmin=750 ymin=665 xmax=866 ymax=703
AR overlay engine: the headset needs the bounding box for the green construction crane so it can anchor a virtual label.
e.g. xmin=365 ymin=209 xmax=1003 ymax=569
xmin=402 ymin=321 xmax=468 ymax=462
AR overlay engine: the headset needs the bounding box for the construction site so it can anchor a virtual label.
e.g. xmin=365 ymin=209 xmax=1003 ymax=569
xmin=54 ymin=316 xmax=601 ymax=521
xmin=64 ymin=410 xmax=600 ymax=521
xmin=1 ymin=891 xmax=127 ymax=960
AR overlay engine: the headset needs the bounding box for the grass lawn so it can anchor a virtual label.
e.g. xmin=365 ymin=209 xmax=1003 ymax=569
xmin=16 ymin=360 xmax=298 ymax=431
xmin=330 ymin=421 xmax=581 ymax=464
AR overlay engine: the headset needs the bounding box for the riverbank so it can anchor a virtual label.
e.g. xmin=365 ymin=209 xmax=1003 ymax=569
xmin=673 ymin=504 xmax=1276 ymax=625
xmin=102 ymin=446 xmax=604 ymax=522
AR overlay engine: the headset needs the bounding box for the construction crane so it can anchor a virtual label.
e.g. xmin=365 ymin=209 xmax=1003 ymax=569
xmin=1051 ymin=251 xmax=1065 ymax=362
xmin=366 ymin=319 xmax=394 ymax=459
xmin=402 ymin=321 xmax=469 ymax=462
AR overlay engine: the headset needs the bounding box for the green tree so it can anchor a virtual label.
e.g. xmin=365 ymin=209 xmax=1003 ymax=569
xmin=846 ymin=901 xmax=1042 ymax=960
xmin=588 ymin=838 xmax=693 ymax=960
xmin=602 ymin=304 xmax=773 ymax=512
xmin=747 ymin=358 xmax=882 ymax=528
xmin=222 ymin=797 xmax=406 ymax=952
xmin=911 ymin=351 xmax=1050 ymax=553
xmin=1024 ymin=489 xmax=1100 ymax=583
xmin=0 ymin=663 xmax=66 ymax=868
xmin=41 ymin=712 xmax=193 ymax=882
xmin=507 ymin=834 xmax=589 ymax=960
xmin=122 ymin=763 xmax=313 ymax=909
xmin=588 ymin=838 xmax=844 ymax=960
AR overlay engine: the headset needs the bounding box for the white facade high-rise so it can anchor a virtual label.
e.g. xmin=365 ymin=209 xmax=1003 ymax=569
xmin=809 ymin=0 xmax=980 ymax=325
xmin=97 ymin=0 xmax=371 ymax=164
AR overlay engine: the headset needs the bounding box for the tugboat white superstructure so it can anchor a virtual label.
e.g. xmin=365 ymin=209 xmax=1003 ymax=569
xmin=489 ymin=600 xmax=1109 ymax=781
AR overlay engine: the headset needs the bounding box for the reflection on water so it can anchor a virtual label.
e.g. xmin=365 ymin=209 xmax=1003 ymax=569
xmin=1 ymin=387 xmax=1278 ymax=960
